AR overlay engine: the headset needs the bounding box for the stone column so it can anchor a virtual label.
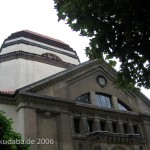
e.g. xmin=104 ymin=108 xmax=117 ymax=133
xmin=60 ymin=113 xmax=73 ymax=150
xmin=111 ymin=96 xmax=119 ymax=109
xmin=70 ymin=115 xmax=75 ymax=134
xmin=90 ymin=92 xmax=96 ymax=106
xmin=106 ymin=120 xmax=112 ymax=132
xmin=138 ymin=124 xmax=144 ymax=139
xmin=94 ymin=118 xmax=100 ymax=131
xmin=80 ymin=117 xmax=88 ymax=134
xmin=24 ymin=108 xmax=38 ymax=150
xmin=128 ymin=123 xmax=134 ymax=133
xmin=118 ymin=122 xmax=124 ymax=133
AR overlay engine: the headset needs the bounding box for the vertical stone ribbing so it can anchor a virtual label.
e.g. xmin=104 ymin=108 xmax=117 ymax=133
xmin=24 ymin=108 xmax=38 ymax=150
xmin=94 ymin=118 xmax=100 ymax=131
xmin=118 ymin=122 xmax=124 ymax=133
xmin=80 ymin=117 xmax=88 ymax=134
xmin=106 ymin=120 xmax=112 ymax=132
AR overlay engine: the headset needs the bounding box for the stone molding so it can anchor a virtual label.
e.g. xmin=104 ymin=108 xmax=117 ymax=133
xmin=0 ymin=90 xmax=150 ymax=122
xmin=0 ymin=97 xmax=16 ymax=105
xmin=1 ymin=39 xmax=79 ymax=60
xmin=17 ymin=92 xmax=147 ymax=121
xmin=0 ymin=51 xmax=75 ymax=68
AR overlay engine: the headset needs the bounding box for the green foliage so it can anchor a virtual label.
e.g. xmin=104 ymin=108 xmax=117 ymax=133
xmin=0 ymin=111 xmax=29 ymax=150
xmin=54 ymin=0 xmax=150 ymax=90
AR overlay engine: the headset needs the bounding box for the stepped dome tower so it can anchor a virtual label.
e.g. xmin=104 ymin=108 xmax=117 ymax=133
xmin=0 ymin=30 xmax=80 ymax=90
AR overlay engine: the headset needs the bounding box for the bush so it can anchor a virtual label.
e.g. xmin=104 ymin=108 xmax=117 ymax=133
xmin=0 ymin=110 xmax=29 ymax=150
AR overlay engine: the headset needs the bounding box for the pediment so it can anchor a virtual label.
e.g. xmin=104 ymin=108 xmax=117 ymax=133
xmin=20 ymin=59 xmax=116 ymax=96
xmin=18 ymin=59 xmax=150 ymax=114
xmin=19 ymin=59 xmax=142 ymax=111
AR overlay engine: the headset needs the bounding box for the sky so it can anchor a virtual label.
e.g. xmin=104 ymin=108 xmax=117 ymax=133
xmin=0 ymin=0 xmax=149 ymax=98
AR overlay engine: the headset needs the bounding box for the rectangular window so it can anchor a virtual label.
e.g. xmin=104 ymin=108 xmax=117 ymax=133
xmin=112 ymin=122 xmax=118 ymax=133
xmin=123 ymin=123 xmax=128 ymax=134
xmin=140 ymin=146 xmax=143 ymax=150
xmin=133 ymin=125 xmax=138 ymax=134
xmin=100 ymin=120 xmax=106 ymax=131
xmin=87 ymin=120 xmax=93 ymax=132
xmin=74 ymin=118 xmax=80 ymax=133
xmin=96 ymin=93 xmax=112 ymax=108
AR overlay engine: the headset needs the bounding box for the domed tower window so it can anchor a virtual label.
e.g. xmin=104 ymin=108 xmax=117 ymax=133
xmin=41 ymin=53 xmax=62 ymax=61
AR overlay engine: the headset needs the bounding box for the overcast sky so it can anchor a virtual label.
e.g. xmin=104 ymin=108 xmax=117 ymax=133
xmin=0 ymin=0 xmax=149 ymax=98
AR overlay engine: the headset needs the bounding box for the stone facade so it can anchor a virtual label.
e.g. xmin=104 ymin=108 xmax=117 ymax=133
xmin=0 ymin=31 xmax=150 ymax=150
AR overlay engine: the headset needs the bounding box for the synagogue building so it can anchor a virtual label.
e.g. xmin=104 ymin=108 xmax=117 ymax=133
xmin=0 ymin=30 xmax=150 ymax=150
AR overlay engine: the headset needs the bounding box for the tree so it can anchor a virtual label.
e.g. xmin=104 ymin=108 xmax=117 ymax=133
xmin=54 ymin=0 xmax=150 ymax=90
xmin=0 ymin=111 xmax=29 ymax=150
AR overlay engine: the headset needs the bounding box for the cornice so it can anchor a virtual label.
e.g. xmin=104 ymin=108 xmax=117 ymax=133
xmin=71 ymin=102 xmax=141 ymax=120
xmin=0 ymin=51 xmax=75 ymax=68
xmin=18 ymin=91 xmax=75 ymax=105
xmin=0 ymin=95 xmax=16 ymax=105
xmin=17 ymin=92 xmax=148 ymax=121
xmin=1 ymin=39 xmax=79 ymax=60
xmin=1 ymin=90 xmax=149 ymax=121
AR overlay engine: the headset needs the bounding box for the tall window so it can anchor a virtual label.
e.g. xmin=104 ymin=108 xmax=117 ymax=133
xmin=75 ymin=93 xmax=90 ymax=104
xmin=87 ymin=120 xmax=93 ymax=132
xmin=133 ymin=125 xmax=138 ymax=134
xmin=112 ymin=122 xmax=118 ymax=133
xmin=123 ymin=123 xmax=128 ymax=134
xmin=74 ymin=118 xmax=80 ymax=133
xmin=100 ymin=120 xmax=106 ymax=131
xmin=96 ymin=93 xmax=112 ymax=108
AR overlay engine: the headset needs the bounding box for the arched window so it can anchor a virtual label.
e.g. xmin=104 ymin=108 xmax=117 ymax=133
xmin=118 ymin=100 xmax=132 ymax=111
xmin=41 ymin=53 xmax=62 ymax=61
xmin=96 ymin=93 xmax=112 ymax=108
xmin=75 ymin=93 xmax=90 ymax=104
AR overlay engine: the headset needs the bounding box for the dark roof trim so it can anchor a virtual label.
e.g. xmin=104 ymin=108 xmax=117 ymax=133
xmin=5 ymin=30 xmax=74 ymax=52
xmin=0 ymin=90 xmax=18 ymax=97
xmin=1 ymin=39 xmax=80 ymax=61
xmin=0 ymin=51 xmax=75 ymax=68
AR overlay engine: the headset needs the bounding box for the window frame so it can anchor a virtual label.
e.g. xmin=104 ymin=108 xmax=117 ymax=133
xmin=75 ymin=93 xmax=90 ymax=104
xmin=95 ymin=92 xmax=112 ymax=108
xmin=87 ymin=119 xmax=94 ymax=132
xmin=100 ymin=120 xmax=107 ymax=131
xmin=118 ymin=100 xmax=132 ymax=111
xmin=74 ymin=118 xmax=81 ymax=134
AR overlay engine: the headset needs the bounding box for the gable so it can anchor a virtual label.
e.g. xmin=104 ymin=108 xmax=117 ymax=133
xmin=19 ymin=59 xmax=150 ymax=113
xmin=38 ymin=65 xmax=129 ymax=98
